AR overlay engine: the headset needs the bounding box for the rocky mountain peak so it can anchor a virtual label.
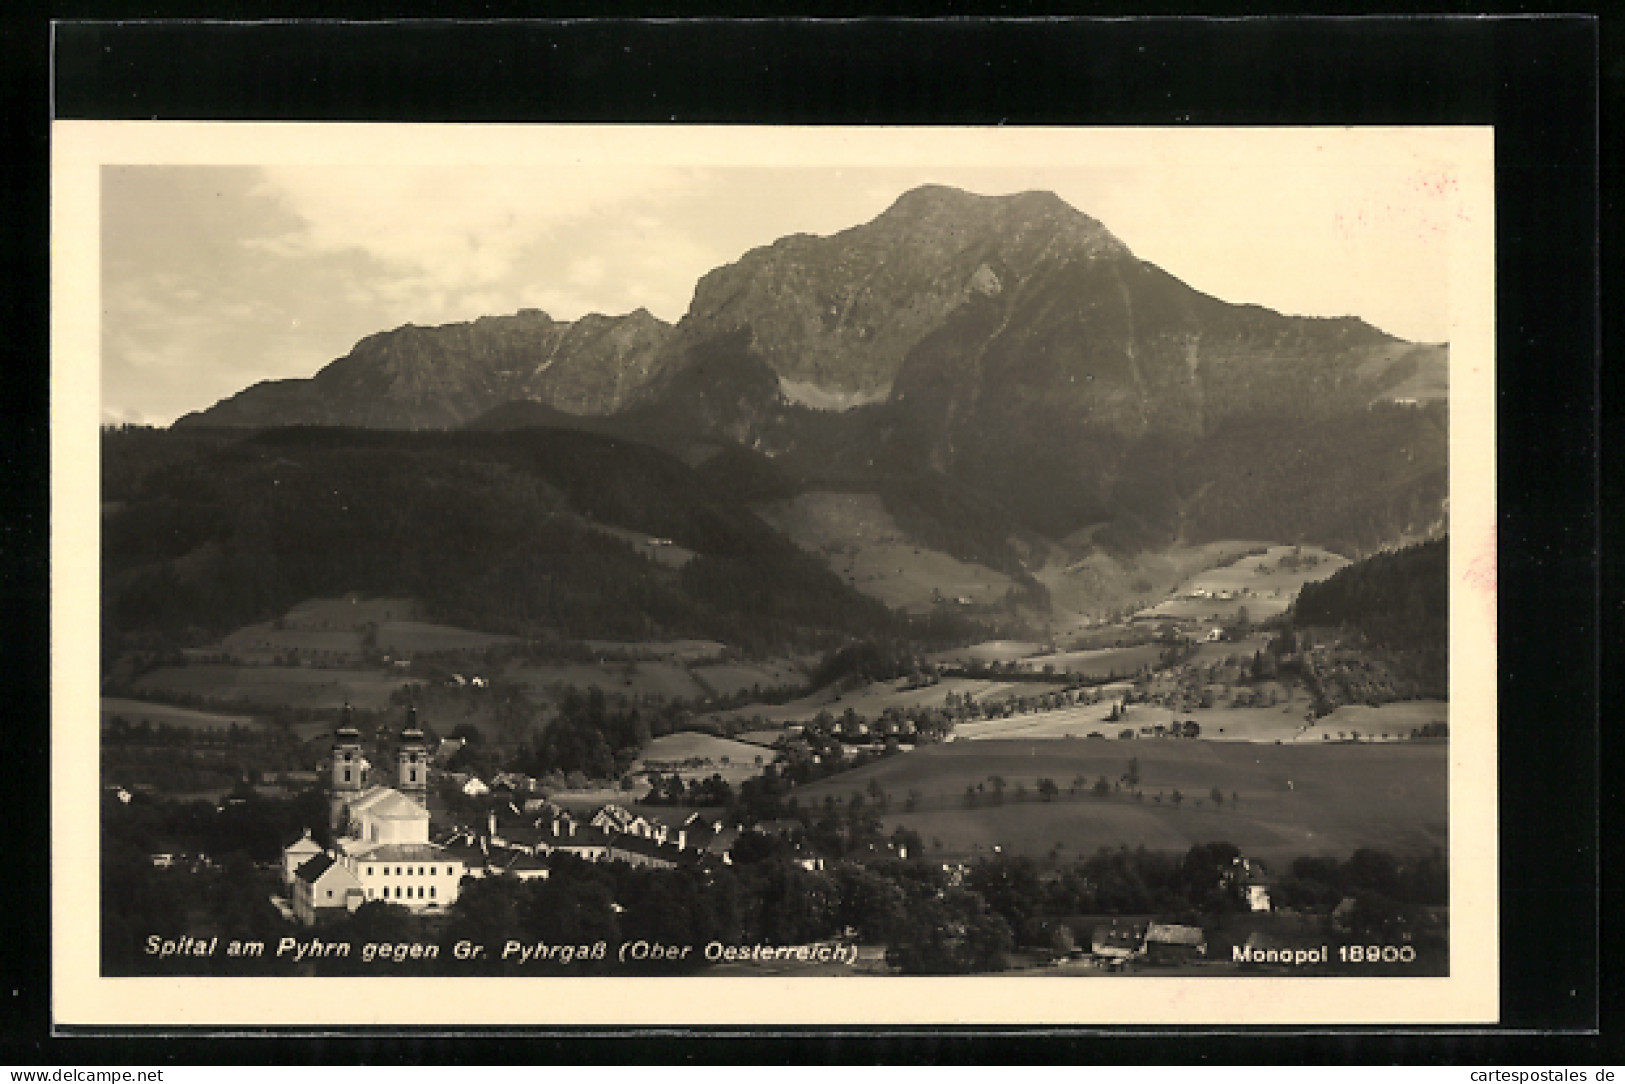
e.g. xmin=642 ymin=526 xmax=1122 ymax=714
xmin=645 ymin=185 xmax=1135 ymax=402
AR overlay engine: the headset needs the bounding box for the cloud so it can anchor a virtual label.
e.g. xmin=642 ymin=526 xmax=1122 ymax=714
xmin=250 ymin=165 xmax=697 ymax=297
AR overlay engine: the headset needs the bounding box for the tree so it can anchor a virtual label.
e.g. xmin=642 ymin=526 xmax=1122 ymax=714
xmin=1210 ymin=786 xmax=1225 ymax=809
xmin=1125 ymin=757 xmax=1141 ymax=786
xmin=1179 ymin=841 xmax=1244 ymax=912
xmin=1036 ymin=778 xmax=1059 ymax=803
xmin=885 ymin=888 xmax=1012 ymax=975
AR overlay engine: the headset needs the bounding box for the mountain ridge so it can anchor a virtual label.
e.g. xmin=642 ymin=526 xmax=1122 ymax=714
xmin=179 ymin=307 xmax=673 ymax=428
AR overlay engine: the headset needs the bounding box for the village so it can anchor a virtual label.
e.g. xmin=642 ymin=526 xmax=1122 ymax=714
xmin=101 ymin=543 xmax=1446 ymax=978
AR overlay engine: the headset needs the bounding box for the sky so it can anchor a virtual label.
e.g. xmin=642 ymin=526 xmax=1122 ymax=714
xmin=97 ymin=129 xmax=1476 ymax=426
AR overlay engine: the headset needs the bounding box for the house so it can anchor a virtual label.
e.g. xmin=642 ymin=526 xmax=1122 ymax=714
xmin=590 ymin=803 xmax=650 ymax=838
xmin=485 ymin=849 xmax=551 ymax=882
xmin=521 ymin=817 xmax=614 ymax=862
xmin=461 ymin=776 xmax=490 ymax=798
xmin=1090 ymin=924 xmax=1143 ymax=968
xmin=1228 ymin=856 xmax=1273 ymax=912
xmin=490 ymin=771 xmax=534 ymax=794
xmin=291 ymin=853 xmax=365 ymax=925
xmin=281 ymin=829 xmax=324 ymax=888
xmin=433 ymin=738 xmax=465 ymax=767
xmin=606 ymin=833 xmax=693 ymax=869
xmin=1143 ymin=923 xmax=1206 ymax=965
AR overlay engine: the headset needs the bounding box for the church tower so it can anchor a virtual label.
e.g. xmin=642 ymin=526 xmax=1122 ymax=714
xmin=330 ymin=703 xmax=364 ymax=836
xmin=398 ymin=704 xmax=428 ymax=803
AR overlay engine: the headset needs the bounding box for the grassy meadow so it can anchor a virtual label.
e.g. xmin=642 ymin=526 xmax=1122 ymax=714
xmin=790 ymin=737 xmax=1447 ymax=865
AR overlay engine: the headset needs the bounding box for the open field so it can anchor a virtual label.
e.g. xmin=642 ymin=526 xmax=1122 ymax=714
xmin=1135 ymin=545 xmax=1350 ymax=623
xmin=581 ymin=639 xmax=727 ymax=663
xmin=1035 ymin=540 xmax=1278 ymax=635
xmin=730 ymin=728 xmax=792 ymax=747
xmin=1316 ymin=700 xmax=1450 ymax=738
xmin=1188 ymin=636 xmax=1274 ymax=663
xmin=950 ymin=696 xmax=1445 ymax=745
xmin=101 ymin=698 xmax=262 ymax=731
xmin=1017 ymin=643 xmax=1165 ymax=678
xmin=927 ymin=641 xmax=1047 ymax=666
xmin=287 ymin=595 xmax=418 ymax=626
xmin=690 ymin=660 xmax=808 ymax=698
xmin=582 ymin=521 xmax=698 ymax=569
xmin=632 ymin=732 xmax=772 ymax=784
xmin=692 ymin=676 xmax=1070 ymax=731
xmin=791 ymin=738 xmax=1447 ymax=864
xmin=220 ymin=597 xmax=515 ymax=662
xmin=132 ymin=664 xmax=413 ymax=711
xmin=755 ymin=491 xmax=1015 ymax=613
xmin=950 ymin=699 xmax=1129 ymax=741
xmin=503 ymin=660 xmax=708 ymax=702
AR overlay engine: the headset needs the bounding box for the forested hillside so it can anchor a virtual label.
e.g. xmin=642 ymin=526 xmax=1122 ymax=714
xmin=1293 ymin=538 xmax=1448 ymax=689
xmin=101 ymin=426 xmax=911 ymax=657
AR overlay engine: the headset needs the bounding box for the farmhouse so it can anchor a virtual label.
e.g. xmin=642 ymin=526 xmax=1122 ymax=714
xmin=1143 ymin=923 xmax=1207 ymax=965
xmin=1089 ymin=923 xmax=1144 ymax=968
xmin=1228 ymin=856 xmax=1273 ymax=912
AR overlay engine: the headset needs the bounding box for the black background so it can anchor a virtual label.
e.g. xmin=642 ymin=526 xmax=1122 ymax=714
xmin=6 ymin=11 xmax=1609 ymax=1064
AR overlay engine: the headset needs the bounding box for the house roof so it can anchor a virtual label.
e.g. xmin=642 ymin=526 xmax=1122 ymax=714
xmin=1090 ymin=926 xmax=1142 ymax=949
xmin=592 ymin=804 xmax=642 ymax=831
xmin=609 ymin=834 xmax=693 ymax=863
xmin=296 ymin=853 xmax=336 ymax=882
xmin=349 ymin=788 xmax=428 ymax=820
xmin=491 ymin=850 xmax=550 ymax=872
xmin=539 ymin=824 xmax=613 ymax=849
xmin=703 ymin=826 xmax=740 ymax=854
xmin=1145 ymin=923 xmax=1205 ymax=945
xmin=439 ymin=840 xmax=488 ymax=866
xmin=352 ymin=843 xmax=454 ymax=863
xmin=285 ymin=832 xmax=322 ymax=856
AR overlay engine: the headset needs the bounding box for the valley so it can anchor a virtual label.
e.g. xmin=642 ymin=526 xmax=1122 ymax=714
xmin=99 ymin=181 xmax=1452 ymax=977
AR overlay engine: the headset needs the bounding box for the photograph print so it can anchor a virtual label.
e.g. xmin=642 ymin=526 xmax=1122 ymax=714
xmin=55 ymin=123 xmax=1497 ymax=1026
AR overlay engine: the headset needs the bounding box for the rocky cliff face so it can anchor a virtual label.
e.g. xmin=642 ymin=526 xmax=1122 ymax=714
xmin=179 ymin=308 xmax=672 ymax=428
xmin=643 ymin=185 xmax=1132 ymax=403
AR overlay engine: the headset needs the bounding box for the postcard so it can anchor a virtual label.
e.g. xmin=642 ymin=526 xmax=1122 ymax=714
xmin=53 ymin=122 xmax=1496 ymax=1026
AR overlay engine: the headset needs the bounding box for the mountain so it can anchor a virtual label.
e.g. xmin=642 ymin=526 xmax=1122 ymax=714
xmin=178 ymin=308 xmax=673 ymax=428
xmin=176 ymin=183 xmax=1448 ymax=560
xmin=641 ymin=185 xmax=1130 ymax=405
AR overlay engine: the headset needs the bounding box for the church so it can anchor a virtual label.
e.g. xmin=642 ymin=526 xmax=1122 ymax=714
xmin=283 ymin=704 xmax=468 ymax=925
